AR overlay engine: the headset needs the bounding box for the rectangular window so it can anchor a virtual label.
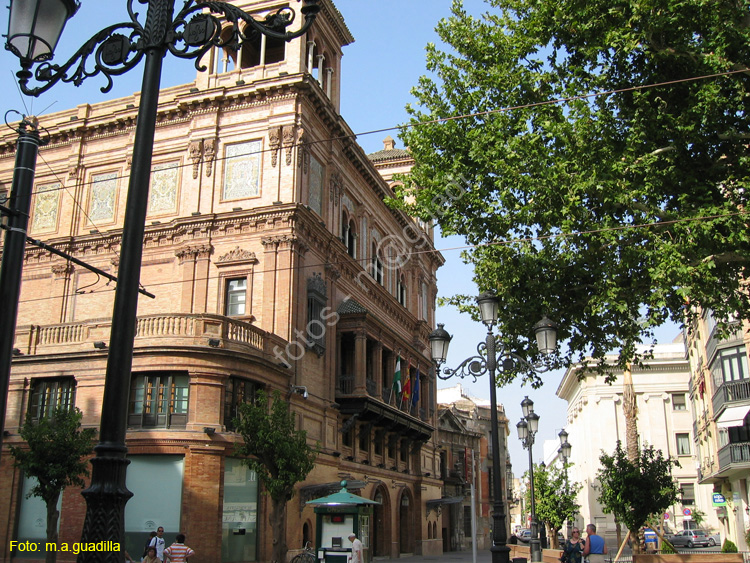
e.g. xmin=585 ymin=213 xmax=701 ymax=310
xmin=28 ymin=378 xmax=76 ymax=423
xmin=226 ymin=278 xmax=247 ymax=316
xmin=128 ymin=372 xmax=189 ymax=429
xmin=680 ymin=483 xmax=695 ymax=505
xmin=676 ymin=433 xmax=691 ymax=456
xmin=672 ymin=393 xmax=687 ymax=411
xmin=463 ymin=505 xmax=472 ymax=537
xmin=712 ymin=345 xmax=749 ymax=383
xmin=359 ymin=425 xmax=370 ymax=456
xmin=225 ymin=377 xmax=259 ymax=431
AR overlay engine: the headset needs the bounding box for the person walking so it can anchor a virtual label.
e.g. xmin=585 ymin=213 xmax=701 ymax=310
xmin=149 ymin=527 xmax=166 ymax=560
xmin=348 ymin=534 xmax=363 ymax=563
xmin=562 ymin=528 xmax=585 ymax=563
xmin=582 ymin=524 xmax=608 ymax=563
xmin=163 ymin=533 xmax=195 ymax=562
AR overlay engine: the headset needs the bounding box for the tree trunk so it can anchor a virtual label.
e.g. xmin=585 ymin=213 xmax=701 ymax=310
xmin=270 ymin=496 xmax=288 ymax=563
xmin=615 ymin=520 xmax=622 ymax=551
xmin=623 ymin=363 xmax=641 ymax=554
xmin=45 ymin=493 xmax=60 ymax=563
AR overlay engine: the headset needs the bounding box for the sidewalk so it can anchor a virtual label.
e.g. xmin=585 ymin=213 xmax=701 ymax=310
xmin=376 ymin=550 xmax=493 ymax=563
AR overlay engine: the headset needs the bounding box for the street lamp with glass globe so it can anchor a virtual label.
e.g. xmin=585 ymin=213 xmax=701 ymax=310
xmin=517 ymin=396 xmax=542 ymax=563
xmin=429 ymin=291 xmax=558 ymax=563
xmin=4 ymin=1 xmax=320 ymax=560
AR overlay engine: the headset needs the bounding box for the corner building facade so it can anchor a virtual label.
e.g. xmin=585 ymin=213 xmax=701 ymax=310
xmin=0 ymin=2 xmax=444 ymax=561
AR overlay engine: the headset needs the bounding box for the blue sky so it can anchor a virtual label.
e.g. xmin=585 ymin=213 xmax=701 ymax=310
xmin=1 ymin=0 xmax=681 ymax=470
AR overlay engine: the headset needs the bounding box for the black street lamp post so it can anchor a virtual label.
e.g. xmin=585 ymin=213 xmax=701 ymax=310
xmin=429 ymin=291 xmax=557 ymax=563
xmin=558 ymin=429 xmax=572 ymax=536
xmin=517 ymin=396 xmax=542 ymax=563
xmin=4 ymin=1 xmax=320 ymax=560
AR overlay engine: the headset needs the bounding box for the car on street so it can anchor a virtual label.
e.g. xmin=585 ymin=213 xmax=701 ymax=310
xmin=670 ymin=530 xmax=711 ymax=548
xmin=515 ymin=529 xmax=531 ymax=543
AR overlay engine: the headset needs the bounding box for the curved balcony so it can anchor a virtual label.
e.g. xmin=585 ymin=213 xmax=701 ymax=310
xmin=13 ymin=313 xmax=287 ymax=358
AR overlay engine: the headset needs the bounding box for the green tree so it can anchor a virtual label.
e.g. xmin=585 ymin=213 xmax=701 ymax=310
xmin=596 ymin=442 xmax=680 ymax=554
xmin=395 ymin=0 xmax=750 ymax=461
xmin=234 ymin=390 xmax=317 ymax=563
xmin=398 ymin=0 xmax=750 ymax=371
xmin=9 ymin=407 xmax=96 ymax=563
xmin=523 ymin=462 xmax=581 ymax=549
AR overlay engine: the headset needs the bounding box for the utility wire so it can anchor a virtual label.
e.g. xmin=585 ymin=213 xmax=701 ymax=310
xmin=13 ymin=66 xmax=750 ymax=198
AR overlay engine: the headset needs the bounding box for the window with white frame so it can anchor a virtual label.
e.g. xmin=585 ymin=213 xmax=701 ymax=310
xmin=225 ymin=277 xmax=247 ymax=316
xmin=672 ymin=393 xmax=687 ymax=411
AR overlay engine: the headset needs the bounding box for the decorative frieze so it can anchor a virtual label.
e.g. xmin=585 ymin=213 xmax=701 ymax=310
xmin=216 ymin=246 xmax=258 ymax=265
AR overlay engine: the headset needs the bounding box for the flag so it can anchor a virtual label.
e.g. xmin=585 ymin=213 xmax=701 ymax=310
xmin=402 ymin=373 xmax=412 ymax=402
xmin=392 ymin=356 xmax=402 ymax=395
xmin=412 ymin=367 xmax=420 ymax=406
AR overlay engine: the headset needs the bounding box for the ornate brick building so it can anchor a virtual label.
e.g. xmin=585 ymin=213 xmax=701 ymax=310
xmin=0 ymin=1 xmax=443 ymax=561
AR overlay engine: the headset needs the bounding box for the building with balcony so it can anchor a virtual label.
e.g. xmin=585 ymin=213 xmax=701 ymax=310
xmin=0 ymin=2 xmax=444 ymax=561
xmin=556 ymin=339 xmax=720 ymax=548
xmin=435 ymin=385 xmax=512 ymax=553
xmin=686 ymin=309 xmax=750 ymax=549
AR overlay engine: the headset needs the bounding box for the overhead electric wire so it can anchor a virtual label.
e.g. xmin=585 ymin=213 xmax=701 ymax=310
xmin=13 ymin=208 xmax=749 ymax=307
xmin=13 ymin=65 xmax=750 ymax=198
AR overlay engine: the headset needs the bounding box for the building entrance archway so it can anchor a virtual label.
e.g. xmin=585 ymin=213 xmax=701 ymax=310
xmin=398 ymin=489 xmax=414 ymax=554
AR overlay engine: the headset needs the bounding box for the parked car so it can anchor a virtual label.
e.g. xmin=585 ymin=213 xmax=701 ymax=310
xmin=670 ymin=529 xmax=711 ymax=548
xmin=515 ymin=529 xmax=531 ymax=543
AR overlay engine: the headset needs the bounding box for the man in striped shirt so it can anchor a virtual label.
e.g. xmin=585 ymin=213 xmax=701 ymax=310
xmin=163 ymin=534 xmax=195 ymax=562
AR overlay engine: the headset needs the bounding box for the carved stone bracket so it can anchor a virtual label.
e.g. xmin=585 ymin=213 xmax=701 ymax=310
xmin=261 ymin=235 xmax=299 ymax=249
xmin=204 ymin=138 xmax=217 ymax=177
xmin=268 ymin=126 xmax=281 ymax=168
xmin=330 ymin=170 xmax=343 ymax=204
xmin=176 ymin=243 xmax=214 ymax=264
xmin=188 ymin=139 xmax=204 ymax=179
xmin=216 ymin=246 xmax=258 ymax=265
xmin=282 ymin=125 xmax=296 ymax=166
xmin=297 ymin=129 xmax=310 ymax=172
xmin=51 ymin=262 xmax=75 ymax=279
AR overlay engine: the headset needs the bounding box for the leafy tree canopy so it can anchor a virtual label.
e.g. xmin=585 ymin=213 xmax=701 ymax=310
xmin=9 ymin=407 xmax=96 ymax=505
xmin=234 ymin=390 xmax=317 ymax=502
xmin=395 ymin=0 xmax=750 ymax=382
xmin=523 ymin=462 xmax=581 ymax=541
xmin=596 ymin=442 xmax=680 ymax=537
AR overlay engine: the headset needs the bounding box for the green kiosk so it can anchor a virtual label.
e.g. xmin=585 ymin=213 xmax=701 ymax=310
xmin=306 ymin=481 xmax=379 ymax=563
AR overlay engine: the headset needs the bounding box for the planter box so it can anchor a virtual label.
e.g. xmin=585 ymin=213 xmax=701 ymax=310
xmin=632 ymin=555 xmax=743 ymax=562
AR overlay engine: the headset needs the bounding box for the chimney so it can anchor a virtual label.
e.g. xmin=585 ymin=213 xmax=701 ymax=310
xmin=383 ymin=136 xmax=395 ymax=151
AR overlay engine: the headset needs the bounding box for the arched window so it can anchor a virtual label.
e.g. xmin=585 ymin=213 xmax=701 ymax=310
xmin=342 ymin=213 xmax=356 ymax=258
xmin=371 ymin=242 xmax=383 ymax=285
xmin=397 ymin=272 xmax=407 ymax=307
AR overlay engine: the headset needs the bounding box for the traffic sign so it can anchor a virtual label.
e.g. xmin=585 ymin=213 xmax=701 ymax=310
xmin=664 ymin=512 xmax=670 ymax=520
xmin=683 ymin=508 xmax=692 ymax=516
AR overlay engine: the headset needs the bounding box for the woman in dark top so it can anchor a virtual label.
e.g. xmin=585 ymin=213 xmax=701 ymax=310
xmin=563 ymin=528 xmax=585 ymax=563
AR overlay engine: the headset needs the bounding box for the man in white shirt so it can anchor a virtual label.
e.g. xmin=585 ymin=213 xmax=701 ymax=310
xmin=348 ymin=534 xmax=363 ymax=563
xmin=149 ymin=526 xmax=166 ymax=560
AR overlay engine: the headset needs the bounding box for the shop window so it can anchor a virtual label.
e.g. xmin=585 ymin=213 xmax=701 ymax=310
xmin=28 ymin=377 xmax=76 ymax=423
xmin=128 ymin=372 xmax=188 ymax=429
xmin=225 ymin=377 xmax=260 ymax=431
xmin=222 ymin=458 xmax=259 ymax=562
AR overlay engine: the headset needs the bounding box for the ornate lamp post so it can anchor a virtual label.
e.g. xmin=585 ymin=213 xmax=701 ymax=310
xmin=429 ymin=291 xmax=557 ymax=563
xmin=558 ymin=429 xmax=572 ymax=536
xmin=5 ymin=1 xmax=320 ymax=560
xmin=517 ymin=396 xmax=542 ymax=563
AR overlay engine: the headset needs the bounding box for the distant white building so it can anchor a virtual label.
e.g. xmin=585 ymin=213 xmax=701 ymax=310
xmin=556 ymin=339 xmax=720 ymax=547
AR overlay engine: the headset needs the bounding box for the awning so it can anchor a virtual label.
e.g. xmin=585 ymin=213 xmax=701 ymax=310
xmin=426 ymin=496 xmax=465 ymax=509
xmin=306 ymin=481 xmax=380 ymax=506
xmin=716 ymin=405 xmax=750 ymax=429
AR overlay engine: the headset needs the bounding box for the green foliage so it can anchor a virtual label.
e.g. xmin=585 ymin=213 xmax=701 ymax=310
xmin=661 ymin=541 xmax=676 ymax=554
xmin=722 ymin=539 xmax=738 ymax=553
xmin=691 ymin=508 xmax=706 ymax=528
xmin=596 ymin=442 xmax=680 ymax=537
xmin=233 ymin=390 xmax=317 ymax=502
xmin=9 ymin=407 xmax=96 ymax=505
xmin=523 ymin=462 xmax=581 ymax=538
xmin=396 ymin=0 xmax=750 ymax=381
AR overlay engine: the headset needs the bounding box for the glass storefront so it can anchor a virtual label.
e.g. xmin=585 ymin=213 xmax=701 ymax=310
xmin=222 ymin=458 xmax=259 ymax=562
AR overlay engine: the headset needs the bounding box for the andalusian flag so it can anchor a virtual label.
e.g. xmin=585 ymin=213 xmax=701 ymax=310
xmin=392 ymin=356 xmax=402 ymax=394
